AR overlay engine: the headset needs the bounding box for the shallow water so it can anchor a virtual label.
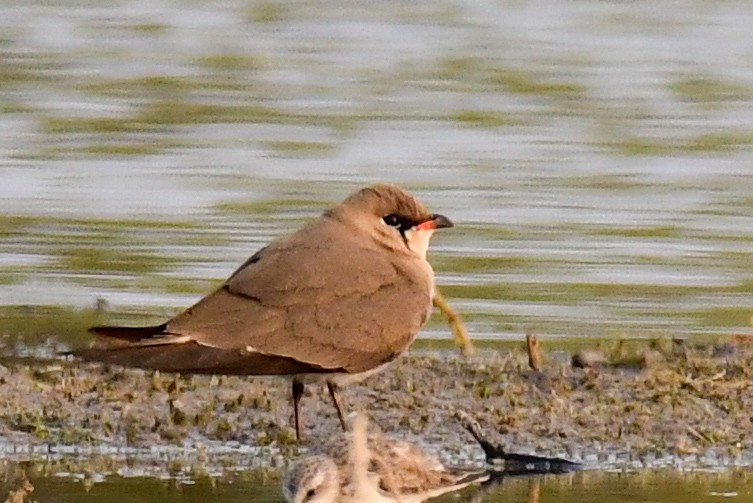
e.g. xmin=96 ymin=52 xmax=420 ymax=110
xmin=2 ymin=465 xmax=753 ymax=503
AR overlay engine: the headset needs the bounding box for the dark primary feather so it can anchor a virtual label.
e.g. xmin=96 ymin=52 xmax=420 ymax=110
xmin=87 ymin=324 xmax=168 ymax=345
xmin=73 ymin=342 xmax=340 ymax=375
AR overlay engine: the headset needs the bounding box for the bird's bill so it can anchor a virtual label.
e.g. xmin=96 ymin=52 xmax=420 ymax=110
xmin=406 ymin=214 xmax=452 ymax=258
xmin=417 ymin=213 xmax=454 ymax=231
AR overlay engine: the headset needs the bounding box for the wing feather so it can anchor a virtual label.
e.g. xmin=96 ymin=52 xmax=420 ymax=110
xmin=164 ymin=217 xmax=432 ymax=373
xmin=81 ymin=216 xmax=433 ymax=376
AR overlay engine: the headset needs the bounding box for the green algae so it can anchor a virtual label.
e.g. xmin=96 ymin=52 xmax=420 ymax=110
xmin=75 ymin=141 xmax=181 ymax=157
xmin=695 ymin=307 xmax=753 ymax=328
xmin=433 ymin=57 xmax=586 ymax=99
xmin=247 ymin=2 xmax=288 ymax=23
xmin=590 ymin=225 xmax=684 ymax=239
xmin=41 ymin=117 xmax=141 ymax=134
xmin=54 ymin=247 xmax=178 ymax=275
xmin=0 ymin=305 xmax=106 ymax=351
xmin=196 ymin=54 xmax=266 ymax=72
xmin=450 ymin=110 xmax=510 ymax=128
xmin=263 ymin=140 xmax=338 ymax=156
xmin=487 ymin=68 xmax=586 ymax=97
xmin=439 ymin=281 xmax=711 ymax=304
xmin=432 ymin=255 xmax=535 ymax=273
xmin=668 ymin=76 xmax=752 ymax=105
xmin=213 ymin=197 xmax=328 ymax=216
xmin=128 ymin=22 xmax=169 ymax=35
xmin=614 ymin=131 xmax=753 ymax=156
xmin=0 ymin=215 xmax=41 ymax=237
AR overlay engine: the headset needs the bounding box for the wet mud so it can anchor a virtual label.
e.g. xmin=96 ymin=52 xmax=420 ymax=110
xmin=0 ymin=337 xmax=751 ymax=479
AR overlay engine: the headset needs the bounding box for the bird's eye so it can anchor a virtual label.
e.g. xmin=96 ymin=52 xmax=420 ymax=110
xmin=305 ymin=488 xmax=317 ymax=500
xmin=382 ymin=214 xmax=401 ymax=227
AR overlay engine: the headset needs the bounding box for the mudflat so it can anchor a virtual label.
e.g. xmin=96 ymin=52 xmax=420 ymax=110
xmin=0 ymin=337 xmax=750 ymax=476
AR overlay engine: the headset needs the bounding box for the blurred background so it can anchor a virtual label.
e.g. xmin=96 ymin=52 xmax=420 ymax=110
xmin=2 ymin=2 xmax=753 ymax=501
xmin=2 ymin=0 xmax=753 ymax=357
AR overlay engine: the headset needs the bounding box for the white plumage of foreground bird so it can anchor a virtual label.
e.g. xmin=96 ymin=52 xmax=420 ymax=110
xmin=282 ymin=414 xmax=489 ymax=503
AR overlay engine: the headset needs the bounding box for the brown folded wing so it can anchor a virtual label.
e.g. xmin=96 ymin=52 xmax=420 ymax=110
xmin=82 ymin=217 xmax=433 ymax=376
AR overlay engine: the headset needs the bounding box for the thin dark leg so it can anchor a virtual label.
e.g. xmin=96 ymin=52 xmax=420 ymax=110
xmin=327 ymin=381 xmax=348 ymax=431
xmin=292 ymin=378 xmax=305 ymax=441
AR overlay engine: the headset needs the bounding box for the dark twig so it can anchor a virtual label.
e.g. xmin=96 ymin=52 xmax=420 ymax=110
xmin=455 ymin=411 xmax=581 ymax=475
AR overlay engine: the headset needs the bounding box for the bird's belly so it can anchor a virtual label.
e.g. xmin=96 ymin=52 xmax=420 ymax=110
xmin=298 ymin=361 xmax=393 ymax=386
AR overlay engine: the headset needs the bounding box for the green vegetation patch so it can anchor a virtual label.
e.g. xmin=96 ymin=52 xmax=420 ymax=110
xmin=129 ymin=23 xmax=170 ymax=35
xmin=450 ymin=110 xmax=510 ymax=128
xmin=247 ymin=2 xmax=288 ymax=23
xmin=688 ymin=131 xmax=753 ymax=152
xmin=75 ymin=140 xmax=181 ymax=157
xmin=731 ymin=278 xmax=753 ymax=294
xmin=262 ymin=140 xmax=337 ymax=156
xmin=437 ymin=56 xmax=481 ymax=81
xmin=0 ymin=305 xmax=105 ymax=351
xmin=214 ymin=197 xmax=328 ymax=216
xmin=54 ymin=247 xmax=178 ymax=275
xmin=0 ymin=52 xmax=61 ymax=87
xmin=440 ymin=282 xmax=559 ymax=303
xmin=432 ymin=254 xmax=535 ymax=273
xmin=79 ymin=75 xmax=226 ymax=98
xmin=487 ymin=68 xmax=586 ymax=97
xmin=135 ymin=276 xmax=217 ymax=296
xmin=590 ymin=225 xmax=683 ymax=239
xmin=1 ymin=214 xmax=199 ymax=233
xmin=0 ymin=268 xmax=26 ymax=286
xmin=668 ymin=77 xmax=751 ymax=105
xmin=41 ymin=117 xmax=141 ymax=134
xmin=441 ymin=281 xmax=716 ymax=305
xmin=132 ymin=100 xmax=323 ymax=127
xmin=195 ymin=54 xmax=265 ymax=72
xmin=695 ymin=307 xmax=753 ymax=328
xmin=0 ymin=215 xmax=41 ymax=237
xmin=564 ymin=174 xmax=647 ymax=191
xmin=614 ymin=131 xmax=753 ymax=156
xmin=41 ymin=95 xmax=348 ymax=136
xmin=432 ymin=57 xmax=587 ymax=99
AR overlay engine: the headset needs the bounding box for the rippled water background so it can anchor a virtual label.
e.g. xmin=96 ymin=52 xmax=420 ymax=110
xmin=2 ymin=0 xmax=753 ymax=345
xmin=2 ymin=0 xmax=753 ymax=500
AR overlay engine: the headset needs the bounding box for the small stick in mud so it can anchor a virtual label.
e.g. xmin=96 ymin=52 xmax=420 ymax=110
xmin=433 ymin=288 xmax=476 ymax=357
xmin=524 ymin=333 xmax=551 ymax=393
xmin=526 ymin=333 xmax=543 ymax=371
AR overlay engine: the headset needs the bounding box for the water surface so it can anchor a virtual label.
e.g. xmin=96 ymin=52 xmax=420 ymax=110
xmin=2 ymin=466 xmax=752 ymax=502
xmin=2 ymin=0 xmax=753 ymax=346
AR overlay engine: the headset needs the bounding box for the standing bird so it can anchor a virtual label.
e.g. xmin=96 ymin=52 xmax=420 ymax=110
xmin=72 ymin=184 xmax=453 ymax=440
xmin=282 ymin=413 xmax=489 ymax=503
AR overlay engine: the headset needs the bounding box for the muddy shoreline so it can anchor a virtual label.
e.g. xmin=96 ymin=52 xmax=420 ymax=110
xmin=0 ymin=339 xmax=752 ymax=478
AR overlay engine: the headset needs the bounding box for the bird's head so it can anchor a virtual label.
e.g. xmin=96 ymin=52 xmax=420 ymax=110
xmin=282 ymin=456 xmax=340 ymax=503
xmin=328 ymin=184 xmax=453 ymax=259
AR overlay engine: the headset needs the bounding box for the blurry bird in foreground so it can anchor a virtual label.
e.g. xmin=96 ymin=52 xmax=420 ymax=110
xmin=282 ymin=413 xmax=489 ymax=503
